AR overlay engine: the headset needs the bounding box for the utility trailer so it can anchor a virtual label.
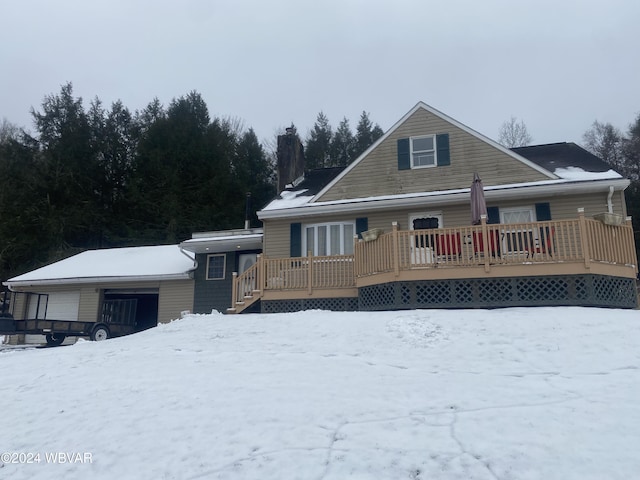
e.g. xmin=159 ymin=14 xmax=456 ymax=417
xmin=0 ymin=291 xmax=138 ymax=346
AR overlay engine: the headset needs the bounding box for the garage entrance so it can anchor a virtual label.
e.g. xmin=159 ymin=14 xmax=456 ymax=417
xmin=101 ymin=289 xmax=159 ymax=333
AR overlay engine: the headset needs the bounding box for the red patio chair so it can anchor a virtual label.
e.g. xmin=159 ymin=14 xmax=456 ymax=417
xmin=472 ymin=229 xmax=501 ymax=257
xmin=436 ymin=232 xmax=462 ymax=260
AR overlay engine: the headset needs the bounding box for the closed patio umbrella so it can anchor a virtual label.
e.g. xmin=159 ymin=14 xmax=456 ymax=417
xmin=470 ymin=172 xmax=487 ymax=225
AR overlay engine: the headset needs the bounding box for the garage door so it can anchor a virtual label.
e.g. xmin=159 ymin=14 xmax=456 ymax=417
xmin=25 ymin=291 xmax=80 ymax=344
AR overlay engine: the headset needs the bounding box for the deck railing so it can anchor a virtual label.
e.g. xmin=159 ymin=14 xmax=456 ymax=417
xmin=231 ymin=210 xmax=638 ymax=310
xmin=231 ymin=254 xmax=356 ymax=308
xmin=355 ymin=211 xmax=637 ymax=277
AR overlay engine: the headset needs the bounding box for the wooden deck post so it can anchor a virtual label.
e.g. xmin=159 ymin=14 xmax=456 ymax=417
xmin=257 ymin=254 xmax=264 ymax=295
xmin=578 ymin=208 xmax=591 ymax=269
xmin=231 ymin=272 xmax=238 ymax=308
xmin=392 ymin=222 xmax=400 ymax=277
xmin=307 ymin=250 xmax=313 ymax=295
xmin=480 ymin=214 xmax=490 ymax=273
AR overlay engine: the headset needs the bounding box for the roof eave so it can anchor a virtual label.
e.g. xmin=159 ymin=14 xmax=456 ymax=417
xmin=180 ymin=235 xmax=263 ymax=254
xmin=4 ymin=272 xmax=194 ymax=289
xmin=258 ymin=178 xmax=629 ymax=220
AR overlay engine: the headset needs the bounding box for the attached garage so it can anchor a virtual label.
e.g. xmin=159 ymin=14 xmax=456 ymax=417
xmin=3 ymin=245 xmax=196 ymax=345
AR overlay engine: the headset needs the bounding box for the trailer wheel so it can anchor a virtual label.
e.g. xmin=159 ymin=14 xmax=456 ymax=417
xmin=45 ymin=333 xmax=66 ymax=347
xmin=91 ymin=325 xmax=110 ymax=341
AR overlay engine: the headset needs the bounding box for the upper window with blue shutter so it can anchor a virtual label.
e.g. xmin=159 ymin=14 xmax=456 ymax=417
xmin=398 ymin=134 xmax=450 ymax=170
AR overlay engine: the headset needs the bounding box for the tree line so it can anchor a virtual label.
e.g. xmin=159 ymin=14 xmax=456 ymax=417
xmin=0 ymin=84 xmax=276 ymax=281
xmin=0 ymin=85 xmax=386 ymax=281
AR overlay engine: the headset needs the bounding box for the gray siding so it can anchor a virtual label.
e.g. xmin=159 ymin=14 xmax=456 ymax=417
xmin=193 ymin=252 xmax=235 ymax=314
xmin=192 ymin=250 xmax=261 ymax=314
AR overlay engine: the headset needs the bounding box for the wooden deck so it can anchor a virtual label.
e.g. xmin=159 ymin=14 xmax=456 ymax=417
xmin=229 ymin=210 xmax=638 ymax=313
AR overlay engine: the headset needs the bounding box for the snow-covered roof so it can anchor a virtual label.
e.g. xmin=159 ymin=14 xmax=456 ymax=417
xmin=554 ymin=167 xmax=622 ymax=181
xmin=5 ymin=245 xmax=196 ymax=287
xmin=262 ymin=189 xmax=314 ymax=211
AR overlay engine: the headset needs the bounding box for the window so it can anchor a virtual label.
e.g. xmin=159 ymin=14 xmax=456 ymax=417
xmin=303 ymin=222 xmax=355 ymax=256
xmin=411 ymin=135 xmax=436 ymax=168
xmin=501 ymin=207 xmax=534 ymax=224
xmin=206 ymin=254 xmax=226 ymax=280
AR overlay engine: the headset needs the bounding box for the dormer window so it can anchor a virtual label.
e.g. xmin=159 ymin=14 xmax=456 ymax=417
xmin=411 ymin=135 xmax=436 ymax=168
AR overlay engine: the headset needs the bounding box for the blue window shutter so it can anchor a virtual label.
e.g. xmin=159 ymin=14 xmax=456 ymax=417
xmin=290 ymin=223 xmax=302 ymax=257
xmin=436 ymin=134 xmax=450 ymax=166
xmin=356 ymin=218 xmax=368 ymax=239
xmin=535 ymin=203 xmax=552 ymax=221
xmin=487 ymin=207 xmax=500 ymax=224
xmin=397 ymin=138 xmax=410 ymax=170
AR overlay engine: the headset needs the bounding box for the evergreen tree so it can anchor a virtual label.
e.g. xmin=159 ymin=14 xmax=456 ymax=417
xmin=31 ymin=82 xmax=102 ymax=256
xmin=232 ymin=128 xmax=276 ymax=225
xmin=353 ymin=111 xmax=383 ymax=158
xmin=305 ymin=112 xmax=332 ymax=169
xmin=0 ymin=132 xmax=45 ymax=279
xmin=329 ymin=117 xmax=355 ymax=167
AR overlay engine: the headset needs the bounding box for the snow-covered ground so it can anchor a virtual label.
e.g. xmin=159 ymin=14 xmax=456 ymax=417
xmin=1 ymin=307 xmax=639 ymax=480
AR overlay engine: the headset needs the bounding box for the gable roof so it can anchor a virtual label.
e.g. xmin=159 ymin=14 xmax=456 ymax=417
xmin=4 ymin=245 xmax=197 ymax=287
xmin=312 ymin=101 xmax=557 ymax=201
xmin=259 ymin=102 xmax=629 ymax=219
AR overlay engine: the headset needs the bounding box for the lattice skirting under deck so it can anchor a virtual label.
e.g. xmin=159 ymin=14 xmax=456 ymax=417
xmin=358 ymin=274 xmax=638 ymax=310
xmin=261 ymin=297 xmax=359 ymax=314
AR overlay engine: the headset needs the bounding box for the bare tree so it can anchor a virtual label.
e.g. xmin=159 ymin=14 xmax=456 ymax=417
xmin=0 ymin=118 xmax=20 ymax=144
xmin=498 ymin=116 xmax=532 ymax=148
xmin=582 ymin=120 xmax=625 ymax=174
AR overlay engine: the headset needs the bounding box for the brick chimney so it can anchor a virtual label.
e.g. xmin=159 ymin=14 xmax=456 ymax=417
xmin=276 ymin=126 xmax=305 ymax=193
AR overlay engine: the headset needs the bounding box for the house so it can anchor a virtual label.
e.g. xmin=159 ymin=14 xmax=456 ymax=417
xmin=2 ymin=245 xmax=196 ymax=344
xmin=229 ymin=102 xmax=638 ymax=313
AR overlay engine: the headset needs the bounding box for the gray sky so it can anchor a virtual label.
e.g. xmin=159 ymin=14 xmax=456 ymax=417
xmin=2 ymin=0 xmax=639 ymax=148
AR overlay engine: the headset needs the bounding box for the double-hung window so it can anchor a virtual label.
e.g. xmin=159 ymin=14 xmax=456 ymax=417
xmin=411 ymin=135 xmax=436 ymax=168
xmin=304 ymin=222 xmax=355 ymax=256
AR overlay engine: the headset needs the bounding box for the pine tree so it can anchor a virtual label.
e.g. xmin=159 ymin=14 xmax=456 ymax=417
xmin=305 ymin=112 xmax=333 ymax=169
xmin=329 ymin=117 xmax=355 ymax=167
xmin=353 ymin=111 xmax=383 ymax=158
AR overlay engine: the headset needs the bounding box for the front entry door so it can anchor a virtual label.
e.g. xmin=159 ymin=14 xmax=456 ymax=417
xmin=409 ymin=213 xmax=442 ymax=264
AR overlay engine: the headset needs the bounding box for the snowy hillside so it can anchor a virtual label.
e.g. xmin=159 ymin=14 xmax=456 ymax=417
xmin=1 ymin=307 xmax=639 ymax=480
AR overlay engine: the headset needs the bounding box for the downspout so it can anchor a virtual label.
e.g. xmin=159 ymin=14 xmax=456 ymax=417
xmin=607 ymin=186 xmax=614 ymax=213
xmin=179 ymin=247 xmax=198 ymax=274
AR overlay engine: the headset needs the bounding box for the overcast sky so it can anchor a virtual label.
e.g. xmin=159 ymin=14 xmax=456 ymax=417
xmin=1 ymin=0 xmax=639 ymax=148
